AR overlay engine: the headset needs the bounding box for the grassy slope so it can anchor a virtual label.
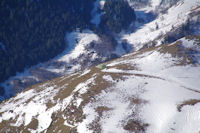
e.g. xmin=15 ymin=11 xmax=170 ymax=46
xmin=0 ymin=36 xmax=200 ymax=132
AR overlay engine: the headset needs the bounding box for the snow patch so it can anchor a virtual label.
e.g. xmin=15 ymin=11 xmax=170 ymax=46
xmin=0 ymin=85 xmax=60 ymax=132
xmin=59 ymin=30 xmax=100 ymax=62
xmin=122 ymin=0 xmax=200 ymax=50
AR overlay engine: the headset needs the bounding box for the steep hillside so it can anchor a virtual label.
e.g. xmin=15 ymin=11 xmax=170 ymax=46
xmin=0 ymin=29 xmax=122 ymax=101
xmin=0 ymin=0 xmax=132 ymax=101
xmin=1 ymin=0 xmax=199 ymax=101
xmin=122 ymin=0 xmax=200 ymax=50
xmin=0 ymin=0 xmax=200 ymax=132
xmin=0 ymin=36 xmax=200 ymax=133
xmin=0 ymin=0 xmax=94 ymax=83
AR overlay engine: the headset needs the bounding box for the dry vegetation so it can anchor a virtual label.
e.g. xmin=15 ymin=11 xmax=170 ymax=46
xmin=124 ymin=119 xmax=149 ymax=132
xmin=191 ymin=6 xmax=200 ymax=12
xmin=1 ymin=38 xmax=199 ymax=132
xmin=177 ymin=99 xmax=200 ymax=112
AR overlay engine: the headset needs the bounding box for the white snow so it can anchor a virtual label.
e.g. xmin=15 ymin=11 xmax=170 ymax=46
xmin=61 ymin=75 xmax=97 ymax=111
xmin=1 ymin=36 xmax=200 ymax=132
xmin=73 ymin=75 xmax=96 ymax=94
xmin=79 ymin=69 xmax=91 ymax=77
xmin=1 ymin=0 xmax=200 ymax=132
xmin=77 ymin=103 xmax=98 ymax=133
xmin=102 ymin=75 xmax=115 ymax=82
xmin=181 ymin=38 xmax=196 ymax=48
xmin=1 ymin=29 xmax=100 ymax=100
xmin=140 ymin=78 xmax=200 ymax=133
xmin=46 ymin=67 xmax=65 ymax=73
xmin=64 ymin=121 xmax=76 ymax=128
xmin=102 ymin=68 xmax=125 ymax=73
xmin=0 ymin=85 xmax=60 ymax=132
xmin=99 ymin=1 xmax=105 ymax=9
xmin=0 ymin=72 xmax=97 ymax=131
xmin=181 ymin=37 xmax=200 ymax=60
xmin=169 ymin=103 xmax=200 ymax=133
xmin=75 ymin=37 xmax=200 ymax=133
xmin=121 ymin=0 xmax=200 ymax=51
xmin=134 ymin=51 xmax=177 ymax=73
xmin=151 ymin=0 xmax=162 ymax=7
xmin=58 ymin=30 xmax=99 ymax=62
xmin=76 ymin=75 xmax=144 ymax=133
xmin=1 ymin=68 xmax=33 ymax=100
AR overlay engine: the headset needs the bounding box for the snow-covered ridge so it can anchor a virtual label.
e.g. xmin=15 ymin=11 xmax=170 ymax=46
xmin=1 ymin=36 xmax=200 ymax=132
xmin=1 ymin=0 xmax=199 ymax=101
xmin=76 ymin=37 xmax=200 ymax=133
xmin=0 ymin=29 xmax=123 ymax=101
xmin=1 ymin=30 xmax=100 ymax=100
xmin=122 ymin=0 xmax=200 ymax=51
xmin=0 ymin=0 xmax=200 ymax=131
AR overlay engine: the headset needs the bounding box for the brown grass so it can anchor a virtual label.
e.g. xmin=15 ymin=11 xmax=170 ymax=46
xmin=159 ymin=41 xmax=197 ymax=65
xmin=177 ymin=99 xmax=200 ymax=112
xmin=3 ymin=38 xmax=198 ymax=132
xmin=111 ymin=63 xmax=137 ymax=71
xmin=95 ymin=106 xmax=112 ymax=117
xmin=123 ymin=119 xmax=149 ymax=132
xmin=191 ymin=6 xmax=200 ymax=12
xmin=131 ymin=98 xmax=148 ymax=105
xmin=45 ymin=111 xmax=71 ymax=133
xmin=159 ymin=41 xmax=181 ymax=56
xmin=46 ymin=66 xmax=130 ymax=132
xmin=27 ymin=118 xmax=38 ymax=130
xmin=185 ymin=35 xmax=200 ymax=40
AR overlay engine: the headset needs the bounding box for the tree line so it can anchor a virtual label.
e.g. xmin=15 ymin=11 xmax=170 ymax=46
xmin=100 ymin=0 xmax=136 ymax=33
xmin=0 ymin=0 xmax=94 ymax=83
xmin=0 ymin=0 xmax=136 ymax=85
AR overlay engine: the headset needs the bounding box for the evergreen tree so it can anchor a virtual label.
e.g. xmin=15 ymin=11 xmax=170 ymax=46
xmin=100 ymin=0 xmax=136 ymax=33
xmin=0 ymin=0 xmax=95 ymax=83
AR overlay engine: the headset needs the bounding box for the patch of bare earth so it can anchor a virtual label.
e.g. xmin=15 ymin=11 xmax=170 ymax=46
xmin=177 ymin=99 xmax=200 ymax=112
xmin=124 ymin=119 xmax=149 ymax=133
xmin=87 ymin=106 xmax=112 ymax=133
xmin=159 ymin=41 xmax=197 ymax=65
xmin=0 ymin=116 xmax=39 ymax=133
xmin=62 ymin=68 xmax=131 ymax=132
xmin=46 ymin=111 xmax=71 ymax=133
xmin=27 ymin=118 xmax=38 ymax=130
xmin=110 ymin=63 xmax=137 ymax=71
xmin=190 ymin=6 xmax=200 ymax=12
xmin=131 ymin=98 xmax=148 ymax=105
xmin=29 ymin=66 xmax=130 ymax=132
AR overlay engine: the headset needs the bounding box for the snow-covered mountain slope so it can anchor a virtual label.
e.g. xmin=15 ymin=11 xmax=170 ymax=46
xmin=121 ymin=0 xmax=200 ymax=51
xmin=0 ymin=1 xmax=200 ymax=132
xmin=0 ymin=29 xmax=125 ymax=101
xmin=0 ymin=36 xmax=200 ymax=133
xmin=1 ymin=0 xmax=199 ymax=101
